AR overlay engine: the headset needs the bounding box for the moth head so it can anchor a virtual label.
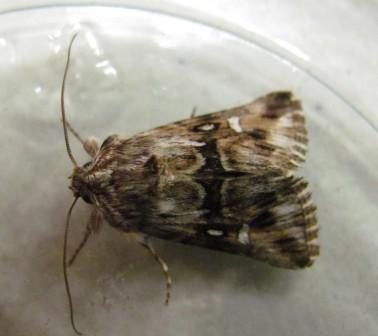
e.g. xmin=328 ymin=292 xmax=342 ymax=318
xmin=69 ymin=164 xmax=93 ymax=204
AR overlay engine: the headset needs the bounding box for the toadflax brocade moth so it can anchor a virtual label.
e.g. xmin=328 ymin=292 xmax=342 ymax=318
xmin=61 ymin=35 xmax=319 ymax=335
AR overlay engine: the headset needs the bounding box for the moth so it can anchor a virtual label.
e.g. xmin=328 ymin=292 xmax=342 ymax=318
xmin=61 ymin=35 xmax=319 ymax=335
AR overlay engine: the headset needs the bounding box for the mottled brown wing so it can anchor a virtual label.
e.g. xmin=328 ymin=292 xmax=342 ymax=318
xmin=144 ymin=174 xmax=319 ymax=269
xmin=140 ymin=91 xmax=307 ymax=176
xmin=94 ymin=91 xmax=307 ymax=177
xmin=95 ymin=172 xmax=318 ymax=269
xmin=90 ymin=91 xmax=318 ymax=268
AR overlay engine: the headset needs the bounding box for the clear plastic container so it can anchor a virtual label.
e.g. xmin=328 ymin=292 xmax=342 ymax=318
xmin=0 ymin=3 xmax=376 ymax=336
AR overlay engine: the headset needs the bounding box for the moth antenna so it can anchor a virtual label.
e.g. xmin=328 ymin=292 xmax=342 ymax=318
xmin=139 ymin=237 xmax=172 ymax=305
xmin=63 ymin=197 xmax=82 ymax=335
xmin=61 ymin=33 xmax=79 ymax=167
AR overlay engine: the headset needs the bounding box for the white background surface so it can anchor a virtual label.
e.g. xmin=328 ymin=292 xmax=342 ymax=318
xmin=0 ymin=0 xmax=376 ymax=127
xmin=0 ymin=1 xmax=377 ymax=336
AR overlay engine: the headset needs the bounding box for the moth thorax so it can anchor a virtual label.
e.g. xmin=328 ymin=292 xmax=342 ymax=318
xmin=70 ymin=166 xmax=93 ymax=204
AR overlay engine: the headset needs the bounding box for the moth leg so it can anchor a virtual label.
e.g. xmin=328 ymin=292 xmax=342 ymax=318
xmin=65 ymin=120 xmax=100 ymax=157
xmin=68 ymin=208 xmax=103 ymax=267
xmin=134 ymin=234 xmax=172 ymax=306
xmin=190 ymin=107 xmax=197 ymax=118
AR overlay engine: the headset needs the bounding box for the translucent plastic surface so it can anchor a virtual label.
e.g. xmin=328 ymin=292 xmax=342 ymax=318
xmin=0 ymin=5 xmax=377 ymax=336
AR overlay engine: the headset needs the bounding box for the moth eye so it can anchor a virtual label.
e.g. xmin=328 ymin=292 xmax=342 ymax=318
xmin=81 ymin=194 xmax=92 ymax=204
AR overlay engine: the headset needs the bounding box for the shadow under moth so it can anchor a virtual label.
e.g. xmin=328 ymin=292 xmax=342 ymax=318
xmin=61 ymin=35 xmax=319 ymax=335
